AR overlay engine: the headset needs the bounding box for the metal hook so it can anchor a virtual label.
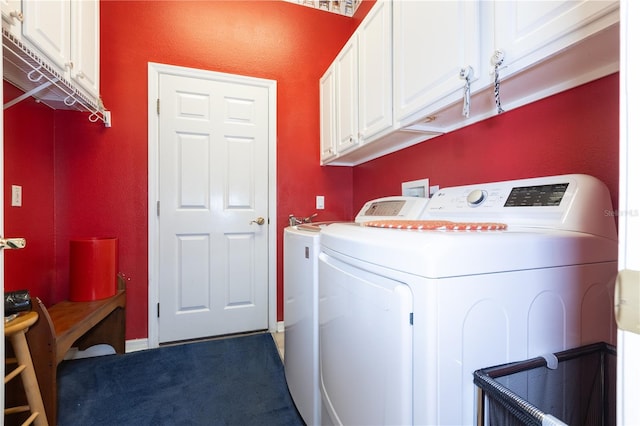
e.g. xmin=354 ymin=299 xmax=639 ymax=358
xmin=459 ymin=66 xmax=474 ymax=118
xmin=88 ymin=112 xmax=100 ymax=123
xmin=27 ymin=67 xmax=44 ymax=82
xmin=64 ymin=95 xmax=77 ymax=107
xmin=491 ymin=50 xmax=506 ymax=114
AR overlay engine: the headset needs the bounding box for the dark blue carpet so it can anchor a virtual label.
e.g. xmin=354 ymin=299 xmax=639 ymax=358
xmin=57 ymin=333 xmax=304 ymax=426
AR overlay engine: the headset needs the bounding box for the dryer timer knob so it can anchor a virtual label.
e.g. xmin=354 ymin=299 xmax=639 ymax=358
xmin=467 ymin=189 xmax=487 ymax=206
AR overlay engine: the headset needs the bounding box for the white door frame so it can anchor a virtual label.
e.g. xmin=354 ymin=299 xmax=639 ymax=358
xmin=147 ymin=62 xmax=277 ymax=349
xmin=1 ymin=39 xmax=5 ymax=421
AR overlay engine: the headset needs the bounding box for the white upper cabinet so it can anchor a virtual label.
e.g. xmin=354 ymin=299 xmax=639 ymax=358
xmin=320 ymin=65 xmax=337 ymax=162
xmin=335 ymin=34 xmax=359 ymax=154
xmin=320 ymin=0 xmax=394 ymax=165
xmin=320 ymin=0 xmax=619 ymax=166
xmin=493 ymin=0 xmax=620 ymax=80
xmin=22 ymin=0 xmax=71 ymax=71
xmin=358 ymin=0 xmax=393 ymax=143
xmin=71 ymin=0 xmax=100 ymax=97
xmin=20 ymin=0 xmax=100 ymax=98
xmin=393 ymin=0 xmax=482 ymax=129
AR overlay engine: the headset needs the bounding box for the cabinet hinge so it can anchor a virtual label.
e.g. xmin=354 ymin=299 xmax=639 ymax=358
xmin=157 ymin=98 xmax=160 ymax=115
xmin=409 ymin=312 xmax=414 ymax=325
xmin=157 ymin=302 xmax=160 ymax=318
xmin=157 ymin=201 xmax=160 ymax=217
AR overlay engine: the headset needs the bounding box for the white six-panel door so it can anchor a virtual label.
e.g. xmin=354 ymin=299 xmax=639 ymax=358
xmin=157 ymin=71 xmax=271 ymax=343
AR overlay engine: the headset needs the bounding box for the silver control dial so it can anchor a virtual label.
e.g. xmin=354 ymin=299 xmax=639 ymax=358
xmin=467 ymin=189 xmax=487 ymax=206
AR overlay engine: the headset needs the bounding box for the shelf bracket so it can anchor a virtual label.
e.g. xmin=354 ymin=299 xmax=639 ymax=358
xmin=3 ymin=80 xmax=56 ymax=110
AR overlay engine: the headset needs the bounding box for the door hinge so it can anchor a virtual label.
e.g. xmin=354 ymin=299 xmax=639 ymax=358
xmin=157 ymin=201 xmax=160 ymax=217
xmin=157 ymin=302 xmax=160 ymax=318
xmin=409 ymin=312 xmax=414 ymax=325
xmin=156 ymin=98 xmax=160 ymax=115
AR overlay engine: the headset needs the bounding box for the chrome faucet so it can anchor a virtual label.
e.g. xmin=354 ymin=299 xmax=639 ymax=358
xmin=289 ymin=213 xmax=318 ymax=226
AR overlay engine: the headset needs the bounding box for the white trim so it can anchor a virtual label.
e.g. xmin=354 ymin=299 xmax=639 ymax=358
xmin=147 ymin=62 xmax=277 ymax=349
xmin=126 ymin=338 xmax=150 ymax=353
xmin=1 ymin=38 xmax=5 ymax=423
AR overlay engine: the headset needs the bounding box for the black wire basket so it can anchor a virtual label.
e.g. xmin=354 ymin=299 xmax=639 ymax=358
xmin=474 ymin=342 xmax=616 ymax=426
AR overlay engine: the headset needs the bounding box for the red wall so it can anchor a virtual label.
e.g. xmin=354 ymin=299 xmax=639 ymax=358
xmin=353 ymin=75 xmax=619 ymax=213
xmin=3 ymin=83 xmax=56 ymax=304
xmin=3 ymin=1 xmax=619 ymax=342
xmin=3 ymin=1 xmax=369 ymax=340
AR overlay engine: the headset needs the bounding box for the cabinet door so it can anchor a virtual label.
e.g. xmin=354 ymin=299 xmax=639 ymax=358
xmin=494 ymin=0 xmax=619 ymax=78
xmin=358 ymin=0 xmax=392 ymax=143
xmin=320 ymin=65 xmax=337 ymax=163
xmin=335 ymin=35 xmax=359 ymax=154
xmin=71 ymin=0 xmax=100 ymax=97
xmin=393 ymin=0 xmax=481 ymax=127
xmin=1 ymin=0 xmax=22 ymax=36
xmin=22 ymin=0 xmax=71 ymax=71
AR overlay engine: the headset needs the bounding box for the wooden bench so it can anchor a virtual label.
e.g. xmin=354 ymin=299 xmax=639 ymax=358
xmin=24 ymin=281 xmax=126 ymax=426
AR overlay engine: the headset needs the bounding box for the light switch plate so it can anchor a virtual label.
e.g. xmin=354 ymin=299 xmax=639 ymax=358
xmin=11 ymin=185 xmax=22 ymax=207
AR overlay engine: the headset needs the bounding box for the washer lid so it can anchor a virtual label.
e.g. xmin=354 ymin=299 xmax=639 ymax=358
xmin=320 ymin=223 xmax=617 ymax=278
xmin=286 ymin=221 xmax=350 ymax=234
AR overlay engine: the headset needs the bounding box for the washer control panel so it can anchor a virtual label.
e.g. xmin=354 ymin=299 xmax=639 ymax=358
xmin=503 ymin=183 xmax=568 ymax=207
xmin=429 ymin=178 xmax=572 ymax=211
xmin=420 ymin=174 xmax=616 ymax=239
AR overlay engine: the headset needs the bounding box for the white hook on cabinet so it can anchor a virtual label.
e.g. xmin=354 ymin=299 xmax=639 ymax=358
xmin=459 ymin=66 xmax=474 ymax=118
xmin=490 ymin=50 xmax=506 ymax=114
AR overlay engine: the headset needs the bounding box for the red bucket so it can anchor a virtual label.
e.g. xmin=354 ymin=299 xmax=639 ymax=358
xmin=69 ymin=238 xmax=118 ymax=302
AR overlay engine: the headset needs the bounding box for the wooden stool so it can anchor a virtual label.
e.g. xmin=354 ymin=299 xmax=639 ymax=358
xmin=5 ymin=312 xmax=48 ymax=426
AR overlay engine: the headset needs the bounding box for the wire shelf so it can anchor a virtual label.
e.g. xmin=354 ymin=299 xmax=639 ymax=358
xmin=2 ymin=26 xmax=110 ymax=126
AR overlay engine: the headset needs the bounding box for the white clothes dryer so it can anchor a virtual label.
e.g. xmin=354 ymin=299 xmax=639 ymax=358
xmin=283 ymin=197 xmax=429 ymax=426
xmin=318 ymin=174 xmax=618 ymax=426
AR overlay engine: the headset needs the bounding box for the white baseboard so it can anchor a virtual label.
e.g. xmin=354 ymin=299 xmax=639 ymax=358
xmin=276 ymin=320 xmax=284 ymax=333
xmin=126 ymin=338 xmax=149 ymax=353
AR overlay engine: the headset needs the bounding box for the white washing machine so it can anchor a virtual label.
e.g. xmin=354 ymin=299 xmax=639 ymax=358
xmin=284 ymin=197 xmax=429 ymax=426
xmin=318 ymin=174 xmax=618 ymax=426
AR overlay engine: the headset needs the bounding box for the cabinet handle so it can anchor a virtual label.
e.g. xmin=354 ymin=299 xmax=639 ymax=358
xmin=77 ymin=71 xmax=85 ymax=79
xmin=9 ymin=11 xmax=24 ymax=22
xmin=65 ymin=61 xmax=74 ymax=70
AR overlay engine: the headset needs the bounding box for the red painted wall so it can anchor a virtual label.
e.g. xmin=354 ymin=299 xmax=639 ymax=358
xmin=3 ymin=83 xmax=56 ymax=304
xmin=3 ymin=1 xmax=368 ymax=340
xmin=353 ymin=75 xmax=619 ymax=213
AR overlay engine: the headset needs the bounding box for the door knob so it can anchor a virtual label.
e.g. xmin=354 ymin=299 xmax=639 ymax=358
xmin=0 ymin=237 xmax=26 ymax=250
xmin=250 ymin=217 xmax=265 ymax=225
